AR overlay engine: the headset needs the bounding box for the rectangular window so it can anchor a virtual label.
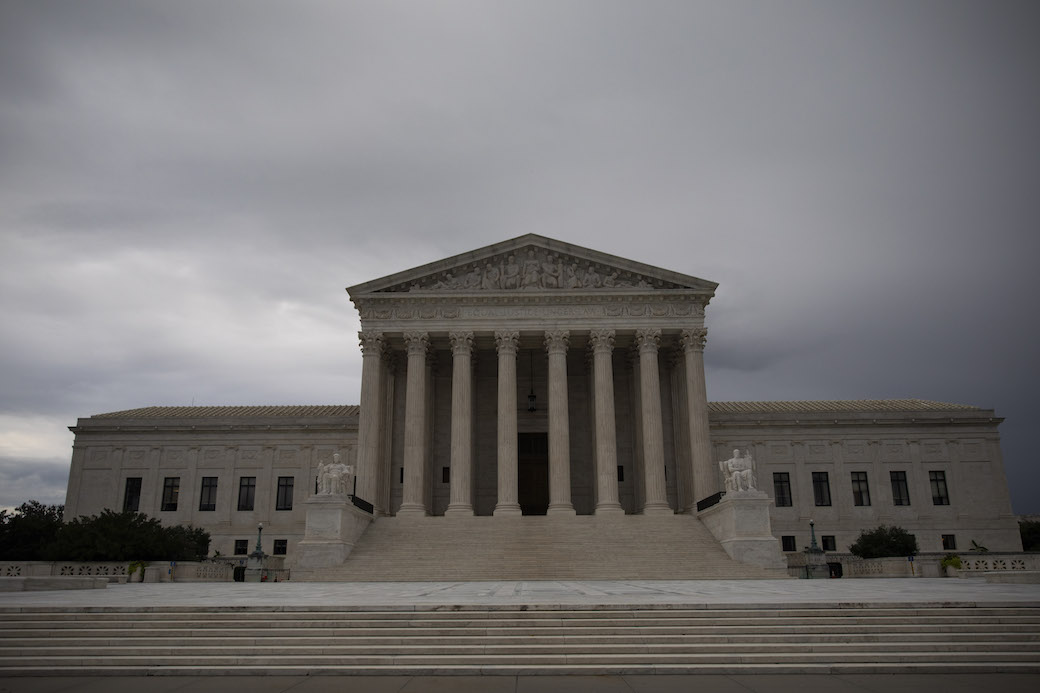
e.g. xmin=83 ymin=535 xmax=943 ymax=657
xmin=781 ymin=536 xmax=797 ymax=552
xmin=890 ymin=471 xmax=911 ymax=506
xmin=851 ymin=472 xmax=871 ymax=506
xmin=772 ymin=472 xmax=792 ymax=507
xmin=822 ymin=535 xmax=837 ymax=552
xmin=273 ymin=539 xmax=287 ymax=555
xmin=123 ymin=477 xmax=142 ymax=512
xmin=442 ymin=466 xmax=450 ymax=484
xmin=234 ymin=539 xmax=248 ymax=555
xmin=930 ymin=471 xmax=950 ymax=505
xmin=812 ymin=472 xmax=831 ymax=507
xmin=199 ymin=477 xmax=218 ymax=511
xmin=237 ymin=477 xmax=256 ymax=511
xmin=399 ymin=467 xmax=404 ymax=484
xmin=617 ymin=465 xmax=625 ymax=482
xmin=276 ymin=476 xmax=294 ymax=511
xmin=942 ymin=534 xmax=957 ymax=551
xmin=161 ymin=477 xmax=180 ymax=511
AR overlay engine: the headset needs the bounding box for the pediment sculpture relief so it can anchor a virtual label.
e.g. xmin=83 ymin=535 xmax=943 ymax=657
xmin=380 ymin=247 xmax=684 ymax=293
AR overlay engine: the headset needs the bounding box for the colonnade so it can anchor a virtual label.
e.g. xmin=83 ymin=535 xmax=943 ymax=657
xmin=355 ymin=327 xmax=713 ymax=517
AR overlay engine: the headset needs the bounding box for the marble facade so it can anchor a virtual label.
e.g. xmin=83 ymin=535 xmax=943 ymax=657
xmin=62 ymin=235 xmax=1024 ymax=566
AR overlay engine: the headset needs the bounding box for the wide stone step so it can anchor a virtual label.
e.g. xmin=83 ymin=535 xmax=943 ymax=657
xmin=4 ymin=604 xmax=1039 ymax=675
xmin=8 ymin=631 xmax=1040 ymax=647
xmin=303 ymin=514 xmax=786 ymax=581
xmin=5 ymin=640 xmax=1039 ymax=657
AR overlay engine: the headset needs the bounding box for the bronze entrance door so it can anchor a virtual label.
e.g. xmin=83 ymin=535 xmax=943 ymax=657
xmin=517 ymin=432 xmax=549 ymax=515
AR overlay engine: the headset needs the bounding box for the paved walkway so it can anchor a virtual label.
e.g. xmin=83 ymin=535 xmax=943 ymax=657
xmin=1 ymin=577 xmax=1039 ymax=609
xmin=2 ymin=673 xmax=1040 ymax=692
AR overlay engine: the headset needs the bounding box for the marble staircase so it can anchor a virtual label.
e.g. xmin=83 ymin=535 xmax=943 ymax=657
xmin=2 ymin=603 xmax=1039 ymax=675
xmin=297 ymin=513 xmax=785 ymax=581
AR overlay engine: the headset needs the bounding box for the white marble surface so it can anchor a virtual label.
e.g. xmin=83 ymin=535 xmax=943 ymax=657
xmin=1 ymin=578 xmax=1038 ymax=608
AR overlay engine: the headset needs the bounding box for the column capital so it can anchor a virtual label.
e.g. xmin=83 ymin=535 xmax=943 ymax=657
xmin=403 ymin=331 xmax=429 ymax=356
xmin=449 ymin=331 xmax=474 ymax=355
xmin=635 ymin=328 xmax=661 ymax=354
xmin=358 ymin=331 xmax=385 ymax=355
xmin=588 ymin=328 xmax=616 ymax=354
xmin=494 ymin=330 xmax=520 ymax=355
xmin=680 ymin=328 xmax=708 ymax=353
xmin=544 ymin=330 xmax=570 ymax=355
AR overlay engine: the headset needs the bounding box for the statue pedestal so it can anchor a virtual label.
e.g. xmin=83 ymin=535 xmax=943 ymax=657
xmin=698 ymin=492 xmax=787 ymax=570
xmin=293 ymin=495 xmax=372 ymax=571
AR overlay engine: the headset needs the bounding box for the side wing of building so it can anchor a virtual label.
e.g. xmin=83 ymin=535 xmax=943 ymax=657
xmin=65 ymin=406 xmax=359 ymax=560
xmin=709 ymin=399 xmax=1021 ymax=553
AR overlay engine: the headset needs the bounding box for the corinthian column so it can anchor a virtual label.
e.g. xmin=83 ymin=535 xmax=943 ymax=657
xmin=544 ymin=328 xmax=578 ymax=511
xmin=681 ymin=328 xmax=715 ymax=507
xmin=446 ymin=331 xmax=475 ymax=516
xmin=636 ymin=328 xmax=671 ymax=514
xmin=493 ymin=331 xmax=522 ymax=516
xmin=589 ymin=329 xmax=624 ymax=514
xmin=355 ymin=331 xmax=385 ymax=510
xmin=397 ymin=331 xmax=429 ymax=517
xmin=545 ymin=330 xmax=575 ymax=515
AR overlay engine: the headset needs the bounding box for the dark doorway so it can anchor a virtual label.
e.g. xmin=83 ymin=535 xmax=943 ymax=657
xmin=518 ymin=432 xmax=549 ymax=515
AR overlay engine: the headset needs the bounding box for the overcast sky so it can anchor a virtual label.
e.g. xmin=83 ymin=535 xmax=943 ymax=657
xmin=2 ymin=1 xmax=1038 ymax=515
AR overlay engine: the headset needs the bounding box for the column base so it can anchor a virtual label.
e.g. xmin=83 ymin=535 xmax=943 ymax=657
xmin=547 ymin=504 xmax=576 ymax=516
xmin=396 ymin=504 xmax=429 ymax=518
xmin=641 ymin=503 xmax=673 ymax=516
xmin=444 ymin=504 xmax=474 ymax=516
xmin=493 ymin=504 xmax=522 ymax=517
xmin=594 ymin=503 xmax=625 ymax=515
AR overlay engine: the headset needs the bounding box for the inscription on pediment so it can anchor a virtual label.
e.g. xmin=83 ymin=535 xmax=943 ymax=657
xmin=379 ymin=246 xmax=686 ymax=293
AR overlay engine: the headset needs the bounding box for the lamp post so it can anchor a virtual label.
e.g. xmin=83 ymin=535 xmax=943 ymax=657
xmin=246 ymin=522 xmax=265 ymax=582
xmin=805 ymin=518 xmax=825 ymax=579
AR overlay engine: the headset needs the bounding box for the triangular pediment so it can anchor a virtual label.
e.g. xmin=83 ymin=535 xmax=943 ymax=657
xmin=347 ymin=234 xmax=717 ymax=296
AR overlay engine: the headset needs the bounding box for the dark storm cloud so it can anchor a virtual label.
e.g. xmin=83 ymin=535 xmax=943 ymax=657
xmin=1 ymin=1 xmax=1038 ymax=512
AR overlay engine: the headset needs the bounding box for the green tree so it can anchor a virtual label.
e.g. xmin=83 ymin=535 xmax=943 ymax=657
xmin=849 ymin=525 xmax=919 ymax=559
xmin=43 ymin=510 xmax=209 ymax=561
xmin=0 ymin=501 xmax=64 ymax=560
xmin=1021 ymin=520 xmax=1040 ymax=552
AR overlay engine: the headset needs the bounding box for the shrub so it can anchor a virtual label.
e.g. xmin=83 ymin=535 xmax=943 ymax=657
xmin=43 ymin=510 xmax=209 ymax=561
xmin=849 ymin=525 xmax=918 ymax=559
xmin=0 ymin=501 xmax=65 ymax=560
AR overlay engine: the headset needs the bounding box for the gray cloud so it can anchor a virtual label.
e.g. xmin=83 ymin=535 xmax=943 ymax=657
xmin=1 ymin=1 xmax=1038 ymax=513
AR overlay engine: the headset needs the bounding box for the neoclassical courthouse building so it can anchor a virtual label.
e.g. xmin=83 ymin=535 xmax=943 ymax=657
xmin=63 ymin=236 xmax=1022 ymax=575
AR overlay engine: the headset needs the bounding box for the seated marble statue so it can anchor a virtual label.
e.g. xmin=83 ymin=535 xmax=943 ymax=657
xmin=719 ymin=448 xmax=756 ymax=494
xmin=317 ymin=453 xmax=354 ymax=496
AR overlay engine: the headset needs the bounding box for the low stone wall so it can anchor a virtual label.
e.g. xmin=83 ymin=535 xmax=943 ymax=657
xmin=785 ymin=552 xmax=1040 ymax=578
xmin=0 ymin=560 xmax=234 ymax=582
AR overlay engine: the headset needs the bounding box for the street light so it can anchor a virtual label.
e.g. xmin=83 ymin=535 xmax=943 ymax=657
xmin=254 ymin=522 xmax=264 ymax=555
xmin=805 ymin=518 xmax=825 ymax=579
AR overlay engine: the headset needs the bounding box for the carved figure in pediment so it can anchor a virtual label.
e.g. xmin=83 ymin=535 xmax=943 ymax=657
xmin=541 ymin=254 xmax=561 ymax=289
xmin=463 ymin=266 xmax=482 ymax=289
xmin=481 ymin=263 xmax=501 ymax=290
xmin=521 ymin=250 xmax=541 ymax=289
xmin=431 ymin=272 xmax=454 ymax=290
xmin=583 ymin=264 xmax=602 ymax=288
xmin=502 ymin=255 xmax=521 ymax=290
xmin=563 ymin=263 xmax=581 ymax=289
